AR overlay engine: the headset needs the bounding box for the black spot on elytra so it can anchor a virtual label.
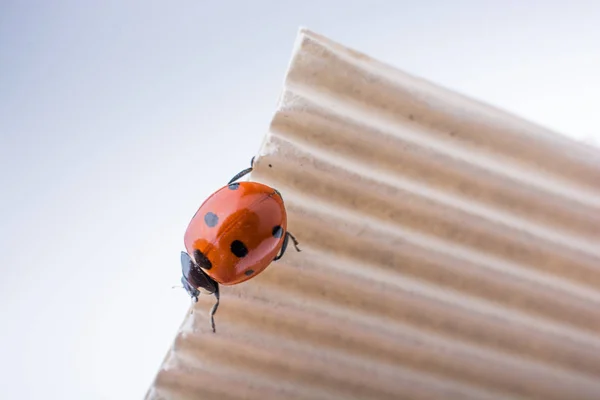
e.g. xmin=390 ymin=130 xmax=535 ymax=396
xmin=230 ymin=240 xmax=248 ymax=258
xmin=245 ymin=269 xmax=254 ymax=276
xmin=193 ymin=249 xmax=212 ymax=270
xmin=228 ymin=182 xmax=239 ymax=190
xmin=204 ymin=212 xmax=218 ymax=227
xmin=272 ymin=225 xmax=283 ymax=238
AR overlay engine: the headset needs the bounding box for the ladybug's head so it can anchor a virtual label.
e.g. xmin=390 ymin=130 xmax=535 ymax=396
xmin=180 ymin=251 xmax=217 ymax=303
xmin=179 ymin=251 xmax=221 ymax=332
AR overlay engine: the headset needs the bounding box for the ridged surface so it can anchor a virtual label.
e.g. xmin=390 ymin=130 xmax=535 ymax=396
xmin=146 ymin=29 xmax=600 ymax=400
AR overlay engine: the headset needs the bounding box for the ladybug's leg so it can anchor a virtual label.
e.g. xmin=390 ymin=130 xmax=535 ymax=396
xmin=286 ymin=232 xmax=301 ymax=252
xmin=209 ymin=283 xmax=220 ymax=333
xmin=227 ymin=156 xmax=255 ymax=185
xmin=273 ymin=231 xmax=301 ymax=261
xmin=273 ymin=232 xmax=289 ymax=261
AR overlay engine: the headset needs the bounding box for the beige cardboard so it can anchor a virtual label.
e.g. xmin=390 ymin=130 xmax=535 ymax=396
xmin=146 ymin=28 xmax=600 ymax=400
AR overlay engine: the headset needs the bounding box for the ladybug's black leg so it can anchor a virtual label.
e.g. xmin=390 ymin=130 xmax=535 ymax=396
xmin=228 ymin=156 xmax=255 ymax=185
xmin=209 ymin=283 xmax=220 ymax=333
xmin=287 ymin=232 xmax=301 ymax=252
xmin=273 ymin=232 xmax=289 ymax=261
xmin=273 ymin=231 xmax=301 ymax=261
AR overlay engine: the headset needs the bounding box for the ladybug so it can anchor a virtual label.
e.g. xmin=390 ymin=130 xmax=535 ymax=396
xmin=180 ymin=157 xmax=300 ymax=332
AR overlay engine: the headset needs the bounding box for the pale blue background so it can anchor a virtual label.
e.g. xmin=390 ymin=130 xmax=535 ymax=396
xmin=1 ymin=1 xmax=599 ymax=399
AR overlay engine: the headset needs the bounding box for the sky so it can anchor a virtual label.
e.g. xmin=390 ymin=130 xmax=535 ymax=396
xmin=1 ymin=1 xmax=599 ymax=399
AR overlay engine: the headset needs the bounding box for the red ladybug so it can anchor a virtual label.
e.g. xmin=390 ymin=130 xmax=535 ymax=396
xmin=180 ymin=157 xmax=300 ymax=332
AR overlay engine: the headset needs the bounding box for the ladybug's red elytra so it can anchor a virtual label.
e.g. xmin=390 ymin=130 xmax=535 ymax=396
xmin=180 ymin=157 xmax=300 ymax=332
